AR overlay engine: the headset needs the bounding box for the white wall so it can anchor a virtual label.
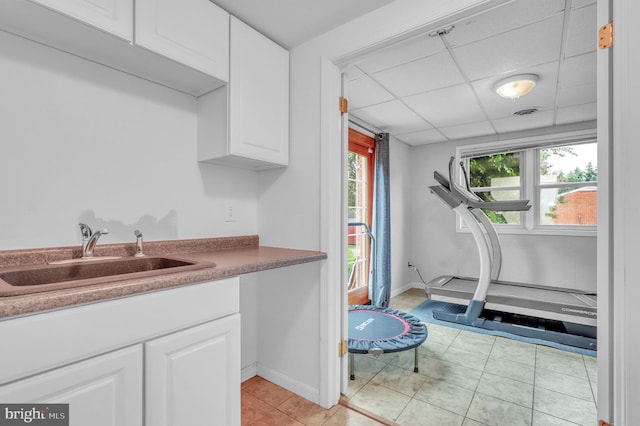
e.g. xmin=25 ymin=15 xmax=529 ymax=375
xmin=255 ymin=0 xmax=508 ymax=407
xmin=0 ymin=29 xmax=260 ymax=382
xmin=410 ymin=136 xmax=597 ymax=292
xmin=0 ymin=30 xmax=258 ymax=250
xmin=390 ymin=137 xmax=415 ymax=294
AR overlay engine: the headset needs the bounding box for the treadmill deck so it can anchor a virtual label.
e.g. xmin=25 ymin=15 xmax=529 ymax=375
xmin=426 ymin=276 xmax=597 ymax=326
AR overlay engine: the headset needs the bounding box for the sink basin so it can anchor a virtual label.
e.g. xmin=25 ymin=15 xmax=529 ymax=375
xmin=0 ymin=256 xmax=214 ymax=296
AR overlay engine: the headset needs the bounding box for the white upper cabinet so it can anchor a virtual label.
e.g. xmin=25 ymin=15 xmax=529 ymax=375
xmin=0 ymin=0 xmax=228 ymax=96
xmin=32 ymin=0 xmax=133 ymax=40
xmin=198 ymin=17 xmax=289 ymax=170
xmin=135 ymin=0 xmax=229 ymax=82
xmin=229 ymin=16 xmax=289 ymax=167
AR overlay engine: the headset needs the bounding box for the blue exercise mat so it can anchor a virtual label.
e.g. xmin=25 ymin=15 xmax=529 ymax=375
xmin=409 ymin=299 xmax=596 ymax=357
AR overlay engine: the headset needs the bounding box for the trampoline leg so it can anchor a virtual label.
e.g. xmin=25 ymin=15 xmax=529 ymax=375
xmin=349 ymin=353 xmax=355 ymax=380
xmin=414 ymin=347 xmax=419 ymax=373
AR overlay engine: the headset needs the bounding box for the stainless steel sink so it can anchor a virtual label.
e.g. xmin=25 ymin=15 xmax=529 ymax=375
xmin=0 ymin=256 xmax=214 ymax=296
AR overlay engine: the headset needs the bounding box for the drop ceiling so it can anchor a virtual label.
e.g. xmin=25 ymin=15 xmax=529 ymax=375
xmin=344 ymin=0 xmax=597 ymax=146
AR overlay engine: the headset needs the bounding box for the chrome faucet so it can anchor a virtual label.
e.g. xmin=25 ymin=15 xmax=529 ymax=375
xmin=79 ymin=223 xmax=109 ymax=258
xmin=134 ymin=229 xmax=144 ymax=257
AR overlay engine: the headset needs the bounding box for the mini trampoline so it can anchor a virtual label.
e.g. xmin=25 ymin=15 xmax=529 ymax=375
xmin=348 ymin=305 xmax=428 ymax=380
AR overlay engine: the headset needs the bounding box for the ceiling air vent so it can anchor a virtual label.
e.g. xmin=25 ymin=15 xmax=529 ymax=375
xmin=513 ymin=108 xmax=539 ymax=116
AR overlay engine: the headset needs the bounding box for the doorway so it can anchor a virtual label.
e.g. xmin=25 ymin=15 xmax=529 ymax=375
xmin=325 ymin=0 xmax=610 ymax=421
xmin=347 ymin=128 xmax=375 ymax=305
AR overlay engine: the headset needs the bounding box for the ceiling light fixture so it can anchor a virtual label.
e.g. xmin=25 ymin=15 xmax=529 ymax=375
xmin=494 ymin=74 xmax=539 ymax=100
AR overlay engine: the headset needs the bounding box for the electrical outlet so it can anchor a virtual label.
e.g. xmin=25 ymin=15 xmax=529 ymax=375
xmin=224 ymin=205 xmax=236 ymax=222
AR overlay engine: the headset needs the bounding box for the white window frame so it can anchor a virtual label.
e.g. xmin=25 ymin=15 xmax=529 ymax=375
xmin=456 ymin=129 xmax=597 ymax=237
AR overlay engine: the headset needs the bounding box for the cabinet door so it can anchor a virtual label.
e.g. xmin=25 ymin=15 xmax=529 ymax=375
xmin=229 ymin=17 xmax=289 ymax=166
xmin=0 ymin=345 xmax=143 ymax=426
xmin=33 ymin=0 xmax=132 ymax=40
xmin=135 ymin=0 xmax=229 ymax=82
xmin=146 ymin=314 xmax=241 ymax=426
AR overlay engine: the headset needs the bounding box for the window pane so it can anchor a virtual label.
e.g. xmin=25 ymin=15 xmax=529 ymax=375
xmin=540 ymin=187 xmax=598 ymax=225
xmin=540 ymin=143 xmax=597 ymax=184
xmin=347 ymin=152 xmax=368 ymax=221
xmin=475 ymin=190 xmax=522 ymax=224
xmin=539 ymin=142 xmax=597 ymax=226
xmin=469 ymin=152 xmax=521 ymax=225
xmin=469 ymin=152 xmax=521 ymax=188
xmin=347 ymin=150 xmax=370 ymax=291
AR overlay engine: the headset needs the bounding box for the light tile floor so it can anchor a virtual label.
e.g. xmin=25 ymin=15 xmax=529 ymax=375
xmin=344 ymin=288 xmax=598 ymax=426
xmin=242 ymin=376 xmax=388 ymax=425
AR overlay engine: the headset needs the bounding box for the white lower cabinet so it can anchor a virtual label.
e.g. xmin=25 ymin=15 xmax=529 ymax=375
xmin=0 ymin=345 xmax=143 ymax=426
xmin=146 ymin=314 xmax=241 ymax=426
xmin=0 ymin=278 xmax=241 ymax=426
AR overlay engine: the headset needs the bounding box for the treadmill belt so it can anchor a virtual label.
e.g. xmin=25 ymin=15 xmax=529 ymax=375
xmin=426 ymin=276 xmax=597 ymax=325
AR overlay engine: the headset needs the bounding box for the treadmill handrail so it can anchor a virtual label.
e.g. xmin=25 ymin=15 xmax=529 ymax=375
xmin=446 ymin=156 xmax=532 ymax=212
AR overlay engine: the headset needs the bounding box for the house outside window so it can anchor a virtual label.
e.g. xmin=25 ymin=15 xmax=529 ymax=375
xmin=458 ymin=130 xmax=597 ymax=236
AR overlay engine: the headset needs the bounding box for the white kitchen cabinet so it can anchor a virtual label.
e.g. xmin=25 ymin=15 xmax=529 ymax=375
xmin=31 ymin=0 xmax=132 ymax=40
xmin=198 ymin=17 xmax=290 ymax=170
xmin=0 ymin=345 xmax=143 ymax=426
xmin=146 ymin=315 xmax=241 ymax=426
xmin=0 ymin=0 xmax=227 ymax=96
xmin=0 ymin=277 xmax=240 ymax=426
xmin=135 ymin=0 xmax=229 ymax=82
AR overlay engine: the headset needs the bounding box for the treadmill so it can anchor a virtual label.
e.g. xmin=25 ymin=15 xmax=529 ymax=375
xmin=425 ymin=157 xmax=597 ymax=350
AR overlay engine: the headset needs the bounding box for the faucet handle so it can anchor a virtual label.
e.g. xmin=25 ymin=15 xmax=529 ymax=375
xmin=79 ymin=223 xmax=92 ymax=239
xmin=134 ymin=229 xmax=144 ymax=257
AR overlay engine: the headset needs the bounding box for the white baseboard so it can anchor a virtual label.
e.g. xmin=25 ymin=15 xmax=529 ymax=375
xmin=256 ymin=363 xmax=320 ymax=404
xmin=391 ymin=282 xmax=424 ymax=298
xmin=241 ymin=362 xmax=258 ymax=383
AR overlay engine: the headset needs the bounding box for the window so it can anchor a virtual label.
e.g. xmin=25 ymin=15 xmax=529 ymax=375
xmin=460 ymin=131 xmax=597 ymax=235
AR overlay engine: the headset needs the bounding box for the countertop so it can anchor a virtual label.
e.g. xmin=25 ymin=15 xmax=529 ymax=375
xmin=0 ymin=235 xmax=326 ymax=319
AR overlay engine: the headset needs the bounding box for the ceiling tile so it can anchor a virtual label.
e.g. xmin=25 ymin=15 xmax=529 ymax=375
xmin=354 ymin=34 xmax=445 ymax=74
xmin=347 ymin=75 xmax=395 ymax=109
xmin=559 ymin=52 xmax=596 ymax=87
xmin=492 ymin=109 xmax=555 ymax=133
xmin=445 ymin=0 xmax=565 ymax=47
xmin=350 ymin=100 xmax=431 ymax=134
xmin=557 ymin=83 xmax=596 ymax=108
xmin=556 ymin=102 xmax=597 ymax=125
xmin=453 ymin=14 xmax=564 ymax=81
xmin=471 ymin=61 xmax=559 ymax=119
xmin=572 ymin=0 xmax=596 ymax=8
xmin=403 ymin=84 xmax=487 ymax=128
xmin=564 ymin=4 xmax=597 ymax=57
xmin=395 ymin=129 xmax=447 ymax=146
xmin=439 ymin=120 xmax=495 ymax=140
xmin=371 ymin=51 xmax=465 ymax=97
